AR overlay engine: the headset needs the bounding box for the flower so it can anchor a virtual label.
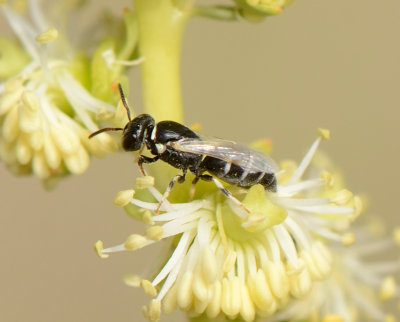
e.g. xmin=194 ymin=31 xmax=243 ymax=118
xmin=96 ymin=130 xmax=361 ymax=322
xmin=270 ymin=221 xmax=400 ymax=322
xmin=234 ymin=0 xmax=294 ymax=22
xmin=0 ymin=0 xmax=134 ymax=185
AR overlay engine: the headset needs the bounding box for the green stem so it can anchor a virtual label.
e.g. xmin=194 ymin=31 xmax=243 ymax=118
xmin=134 ymin=0 xmax=191 ymax=122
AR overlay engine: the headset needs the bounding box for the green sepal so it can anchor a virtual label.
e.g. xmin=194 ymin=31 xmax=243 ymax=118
xmin=69 ymin=53 xmax=91 ymax=89
xmin=220 ymin=185 xmax=287 ymax=242
xmin=243 ymin=184 xmax=287 ymax=229
xmin=90 ymin=38 xmax=121 ymax=104
xmin=0 ymin=37 xmax=30 ymax=79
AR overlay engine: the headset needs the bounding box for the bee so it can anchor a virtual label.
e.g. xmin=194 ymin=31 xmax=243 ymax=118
xmin=89 ymin=85 xmax=277 ymax=213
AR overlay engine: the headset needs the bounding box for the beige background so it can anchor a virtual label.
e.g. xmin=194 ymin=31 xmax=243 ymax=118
xmin=1 ymin=0 xmax=400 ymax=321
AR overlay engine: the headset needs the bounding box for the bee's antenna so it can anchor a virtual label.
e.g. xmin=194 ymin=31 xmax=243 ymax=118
xmin=89 ymin=127 xmax=123 ymax=139
xmin=118 ymin=83 xmax=132 ymax=121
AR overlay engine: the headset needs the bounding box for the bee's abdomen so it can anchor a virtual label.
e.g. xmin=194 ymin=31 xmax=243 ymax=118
xmin=200 ymin=156 xmax=277 ymax=192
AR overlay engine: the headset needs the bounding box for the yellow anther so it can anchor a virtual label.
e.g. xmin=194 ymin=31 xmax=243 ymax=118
xmin=341 ymin=232 xmax=356 ymax=246
xmin=146 ymin=226 xmax=163 ymax=241
xmin=351 ymin=195 xmax=363 ymax=221
xmin=322 ymin=315 xmax=344 ymax=322
xmin=124 ymin=234 xmax=147 ymax=250
xmin=141 ymin=279 xmax=158 ymax=297
xmin=317 ymin=128 xmax=330 ymax=140
xmin=142 ymin=299 xmax=161 ymax=322
xmin=332 ymin=189 xmax=353 ymax=205
xmin=94 ymin=240 xmax=109 ymax=259
xmin=123 ymin=274 xmax=141 ymax=287
xmin=114 ymin=189 xmax=135 ymax=207
xmin=142 ymin=210 xmax=154 ymax=225
xmin=286 ymin=258 xmax=306 ymax=276
xmin=223 ymin=251 xmax=237 ymax=273
xmin=380 ymin=276 xmax=397 ymax=300
xmin=320 ymin=170 xmax=334 ymax=186
xmin=135 ymin=176 xmax=155 ymax=189
xmin=177 ymin=271 xmax=194 ymax=310
xmin=393 ymin=227 xmax=400 ymax=247
xmin=35 ymin=27 xmax=59 ymax=43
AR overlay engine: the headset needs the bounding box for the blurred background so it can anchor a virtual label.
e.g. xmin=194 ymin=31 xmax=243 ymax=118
xmin=1 ymin=0 xmax=399 ymax=321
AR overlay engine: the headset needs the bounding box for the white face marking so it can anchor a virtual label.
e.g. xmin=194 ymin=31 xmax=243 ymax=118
xmin=150 ymin=127 xmax=156 ymax=140
xmin=155 ymin=143 xmax=166 ymax=154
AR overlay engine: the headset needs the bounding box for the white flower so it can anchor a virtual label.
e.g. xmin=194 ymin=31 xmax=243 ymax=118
xmin=270 ymin=222 xmax=400 ymax=322
xmin=96 ymin=131 xmax=361 ymax=322
xmin=0 ymin=0 xmax=120 ymax=183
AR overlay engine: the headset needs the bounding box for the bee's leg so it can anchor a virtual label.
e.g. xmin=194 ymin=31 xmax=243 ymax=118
xmin=155 ymin=169 xmax=187 ymax=214
xmin=197 ymin=174 xmax=250 ymax=215
xmin=189 ymin=177 xmax=200 ymax=201
xmin=138 ymin=155 xmax=159 ymax=176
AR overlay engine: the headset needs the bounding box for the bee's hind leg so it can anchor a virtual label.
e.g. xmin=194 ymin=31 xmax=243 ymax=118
xmin=155 ymin=169 xmax=187 ymax=213
xmin=189 ymin=177 xmax=200 ymax=201
xmin=196 ymin=174 xmax=250 ymax=216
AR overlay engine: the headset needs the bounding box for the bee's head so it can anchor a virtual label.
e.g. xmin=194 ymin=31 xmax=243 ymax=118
xmin=122 ymin=114 xmax=155 ymax=151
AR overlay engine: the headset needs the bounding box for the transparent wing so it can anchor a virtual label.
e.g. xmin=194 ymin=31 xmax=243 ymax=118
xmin=171 ymin=138 xmax=278 ymax=174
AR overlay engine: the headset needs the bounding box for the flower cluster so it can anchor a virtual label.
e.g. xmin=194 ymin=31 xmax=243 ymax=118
xmin=0 ymin=0 xmax=135 ymax=185
xmin=93 ymin=130 xmax=393 ymax=322
xmin=272 ymin=222 xmax=400 ymax=322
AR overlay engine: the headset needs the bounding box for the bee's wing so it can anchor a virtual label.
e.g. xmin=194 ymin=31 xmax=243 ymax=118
xmin=172 ymin=138 xmax=278 ymax=174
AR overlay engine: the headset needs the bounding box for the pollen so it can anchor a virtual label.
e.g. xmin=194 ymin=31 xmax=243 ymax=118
xmin=114 ymin=189 xmax=135 ymax=207
xmin=124 ymin=234 xmax=148 ymax=250
xmin=142 ymin=210 xmax=154 ymax=225
xmin=135 ymin=176 xmax=155 ymax=189
xmin=340 ymin=232 xmax=356 ymax=246
xmin=123 ymin=274 xmax=141 ymax=287
xmin=332 ymin=189 xmax=353 ymax=205
xmin=35 ymin=27 xmax=59 ymax=43
xmin=142 ymin=299 xmax=161 ymax=322
xmin=320 ymin=170 xmax=334 ymax=187
xmin=145 ymin=226 xmax=163 ymax=241
xmin=351 ymin=195 xmax=364 ymax=221
xmin=94 ymin=240 xmax=109 ymax=259
xmin=141 ymin=280 xmax=158 ymax=297
xmin=317 ymin=128 xmax=330 ymax=140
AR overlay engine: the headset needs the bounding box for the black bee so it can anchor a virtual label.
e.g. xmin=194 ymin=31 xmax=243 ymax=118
xmin=89 ymin=85 xmax=277 ymax=213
